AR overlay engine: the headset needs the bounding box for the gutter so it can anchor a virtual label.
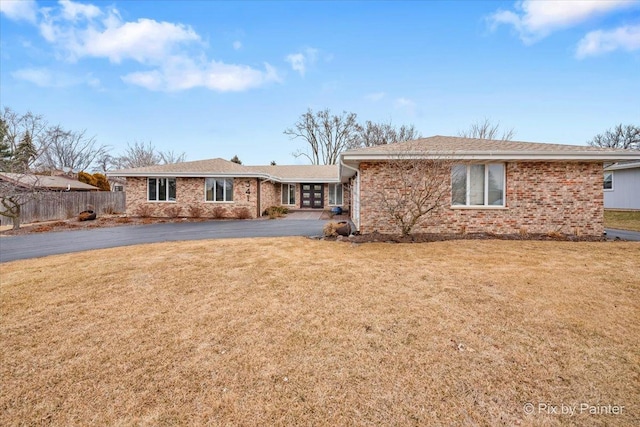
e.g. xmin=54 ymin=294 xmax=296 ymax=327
xmin=340 ymin=152 xmax=640 ymax=162
xmin=107 ymin=170 xmax=340 ymax=183
xmin=340 ymin=159 xmax=360 ymax=181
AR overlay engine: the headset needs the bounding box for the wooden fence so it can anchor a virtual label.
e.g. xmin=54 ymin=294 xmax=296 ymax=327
xmin=0 ymin=192 xmax=126 ymax=226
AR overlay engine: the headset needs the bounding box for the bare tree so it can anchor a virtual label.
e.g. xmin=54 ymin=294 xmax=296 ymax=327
xmin=458 ymin=118 xmax=515 ymax=141
xmin=285 ymin=108 xmax=362 ymax=165
xmin=114 ymin=141 xmax=161 ymax=168
xmin=1 ymin=107 xmax=48 ymax=161
xmin=38 ymin=125 xmax=108 ymax=172
xmin=95 ymin=153 xmax=115 ymax=173
xmin=357 ymin=121 xmax=422 ymax=147
xmin=114 ymin=141 xmax=186 ymax=169
xmin=0 ymin=174 xmax=48 ymax=230
xmin=588 ymin=124 xmax=639 ymax=150
xmin=375 ymin=146 xmax=453 ymax=236
xmin=160 ymin=150 xmax=186 ymax=164
xmin=0 ymin=108 xmax=53 ymax=229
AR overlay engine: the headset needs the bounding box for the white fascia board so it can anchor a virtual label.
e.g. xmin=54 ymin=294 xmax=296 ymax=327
xmin=278 ymin=178 xmax=340 ymax=183
xmin=604 ymin=161 xmax=640 ymax=171
xmin=341 ymin=152 xmax=640 ymax=162
xmin=107 ymin=172 xmax=267 ymax=178
xmin=107 ymin=171 xmax=341 ymax=183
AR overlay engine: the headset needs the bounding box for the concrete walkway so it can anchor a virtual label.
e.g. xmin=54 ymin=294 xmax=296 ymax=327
xmin=285 ymin=211 xmax=324 ymax=220
xmin=0 ymin=219 xmax=327 ymax=263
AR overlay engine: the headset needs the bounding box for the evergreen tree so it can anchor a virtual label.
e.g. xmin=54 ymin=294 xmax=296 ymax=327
xmin=0 ymin=118 xmax=12 ymax=170
xmin=12 ymin=131 xmax=37 ymax=172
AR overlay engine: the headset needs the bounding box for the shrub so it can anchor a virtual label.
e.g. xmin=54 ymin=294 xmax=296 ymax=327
xmin=166 ymin=205 xmax=182 ymax=218
xmin=78 ymin=171 xmax=97 ymax=187
xmin=92 ymin=173 xmax=111 ymax=191
xmin=263 ymin=206 xmax=289 ymax=219
xmin=234 ymin=207 xmax=252 ymax=220
xmin=323 ymin=222 xmax=341 ymax=237
xmin=188 ymin=205 xmax=203 ymax=218
xmin=102 ymin=204 xmax=118 ymax=215
xmin=211 ymin=206 xmax=226 ymax=219
xmin=323 ymin=221 xmax=351 ymax=237
xmin=135 ymin=205 xmax=154 ymax=218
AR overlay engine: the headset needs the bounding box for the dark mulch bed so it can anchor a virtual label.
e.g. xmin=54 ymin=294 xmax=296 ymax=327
xmin=327 ymin=231 xmax=607 ymax=244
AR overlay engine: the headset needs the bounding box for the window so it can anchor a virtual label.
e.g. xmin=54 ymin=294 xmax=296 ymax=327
xmin=451 ymin=164 xmax=505 ymax=207
xmin=603 ymin=172 xmax=613 ymax=190
xmin=148 ymin=178 xmax=176 ymax=201
xmin=281 ymin=184 xmax=296 ymax=205
xmin=205 ymin=178 xmax=233 ymax=202
xmin=329 ymin=183 xmax=343 ymax=205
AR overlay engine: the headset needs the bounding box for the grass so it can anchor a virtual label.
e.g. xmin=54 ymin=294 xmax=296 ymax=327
xmin=1 ymin=238 xmax=639 ymax=426
xmin=604 ymin=209 xmax=640 ymax=232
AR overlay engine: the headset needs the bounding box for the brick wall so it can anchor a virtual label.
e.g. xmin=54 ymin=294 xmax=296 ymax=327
xmin=357 ymin=161 xmax=604 ymax=236
xmin=126 ymin=177 xmax=350 ymax=218
xmin=126 ymin=177 xmax=259 ymax=218
xmin=260 ymin=180 xmax=280 ymax=214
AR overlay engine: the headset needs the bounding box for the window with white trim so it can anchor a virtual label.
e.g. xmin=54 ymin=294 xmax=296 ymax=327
xmin=281 ymin=183 xmax=296 ymax=205
xmin=329 ymin=183 xmax=343 ymax=205
xmin=603 ymin=172 xmax=613 ymax=190
xmin=451 ymin=164 xmax=505 ymax=206
xmin=205 ymin=178 xmax=234 ymax=202
xmin=148 ymin=178 xmax=176 ymax=202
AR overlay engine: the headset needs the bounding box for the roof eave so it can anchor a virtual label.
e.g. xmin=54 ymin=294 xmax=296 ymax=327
xmin=341 ymin=152 xmax=640 ymax=162
xmin=604 ymin=161 xmax=640 ymax=171
xmin=107 ymin=171 xmax=340 ymax=183
xmin=107 ymin=171 xmax=265 ymax=178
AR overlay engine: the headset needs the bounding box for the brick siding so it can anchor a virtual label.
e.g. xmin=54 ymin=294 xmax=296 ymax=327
xmin=126 ymin=177 xmax=259 ymax=218
xmin=125 ymin=177 xmax=346 ymax=218
xmin=356 ymin=161 xmax=604 ymax=236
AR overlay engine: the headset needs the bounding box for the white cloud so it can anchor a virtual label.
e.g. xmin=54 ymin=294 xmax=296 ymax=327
xmin=285 ymin=47 xmax=319 ymax=76
xmin=576 ymin=24 xmax=640 ymax=58
xmin=0 ymin=0 xmax=37 ymax=23
xmin=394 ymin=97 xmax=418 ymax=116
xmin=232 ymin=40 xmax=242 ymax=50
xmin=122 ymin=57 xmax=280 ymax=92
xmin=365 ymin=92 xmax=386 ymax=102
xmin=489 ymin=0 xmax=638 ymax=43
xmin=39 ymin=6 xmax=201 ymax=63
xmin=12 ymin=67 xmax=101 ymax=88
xmin=12 ymin=67 xmax=54 ymax=87
xmin=59 ymin=0 xmax=101 ymax=21
xmin=12 ymin=0 xmax=279 ymax=92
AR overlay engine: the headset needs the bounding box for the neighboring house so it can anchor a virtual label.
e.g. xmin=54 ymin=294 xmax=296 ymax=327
xmin=603 ymin=161 xmax=640 ymax=210
xmin=108 ymin=159 xmax=347 ymax=218
xmin=108 ymin=176 xmax=126 ymax=192
xmin=0 ymin=172 xmax=99 ymax=192
xmin=339 ymin=136 xmax=640 ymax=236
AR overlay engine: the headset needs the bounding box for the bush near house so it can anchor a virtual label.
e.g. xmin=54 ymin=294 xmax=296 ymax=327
xmin=263 ymin=206 xmax=289 ymax=219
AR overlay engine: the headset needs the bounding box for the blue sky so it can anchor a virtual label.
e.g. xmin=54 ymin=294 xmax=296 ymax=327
xmin=1 ymin=0 xmax=639 ymax=167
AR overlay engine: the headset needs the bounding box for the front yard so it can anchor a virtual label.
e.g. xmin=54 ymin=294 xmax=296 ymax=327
xmin=1 ymin=238 xmax=638 ymax=425
xmin=605 ymin=209 xmax=640 ymax=232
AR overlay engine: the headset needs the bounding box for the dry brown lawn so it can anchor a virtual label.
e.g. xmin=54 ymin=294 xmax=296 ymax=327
xmin=1 ymin=238 xmax=639 ymax=426
xmin=605 ymin=210 xmax=640 ymax=232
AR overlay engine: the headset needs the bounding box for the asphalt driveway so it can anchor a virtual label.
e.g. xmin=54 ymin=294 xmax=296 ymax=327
xmin=0 ymin=219 xmax=327 ymax=263
xmin=605 ymin=228 xmax=640 ymax=242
